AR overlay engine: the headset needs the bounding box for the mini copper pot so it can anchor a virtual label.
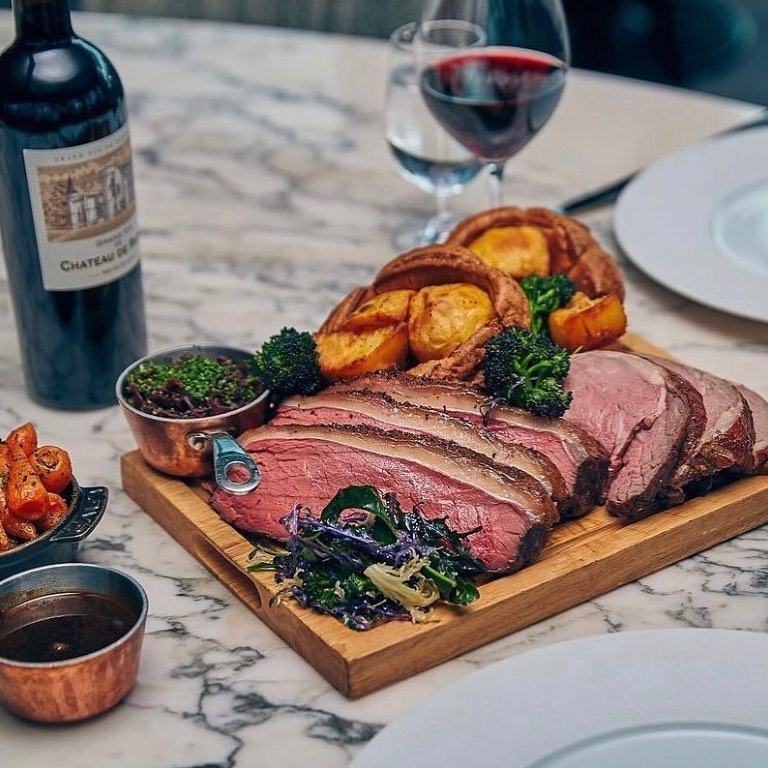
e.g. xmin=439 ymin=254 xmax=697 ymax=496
xmin=116 ymin=343 xmax=270 ymax=493
xmin=0 ymin=562 xmax=148 ymax=723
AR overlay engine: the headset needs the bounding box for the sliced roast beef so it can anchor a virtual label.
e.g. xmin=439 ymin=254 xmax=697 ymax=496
xmin=563 ymin=350 xmax=705 ymax=521
xmin=273 ymin=389 xmax=570 ymax=512
xmin=737 ymin=384 xmax=768 ymax=473
xmin=328 ymin=373 xmax=608 ymax=518
xmin=210 ymin=422 xmax=559 ymax=574
xmin=643 ymin=355 xmax=756 ymax=489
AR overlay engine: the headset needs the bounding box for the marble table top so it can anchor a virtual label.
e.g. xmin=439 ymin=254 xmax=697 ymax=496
xmin=0 ymin=10 xmax=767 ymax=768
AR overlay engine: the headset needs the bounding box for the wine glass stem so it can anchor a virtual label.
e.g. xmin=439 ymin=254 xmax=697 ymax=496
xmin=488 ymin=162 xmax=505 ymax=208
xmin=435 ymin=188 xmax=449 ymax=220
xmin=420 ymin=189 xmax=453 ymax=245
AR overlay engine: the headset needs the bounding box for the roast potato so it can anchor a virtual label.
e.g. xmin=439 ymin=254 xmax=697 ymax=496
xmin=465 ymin=225 xmax=550 ymax=280
xmin=371 ymin=245 xmax=529 ymax=330
xmin=448 ymin=206 xmax=625 ymax=300
xmin=408 ymin=283 xmax=495 ymax=363
xmin=548 ymin=292 xmax=627 ymax=352
xmin=339 ymin=289 xmax=415 ymax=331
xmin=314 ymin=324 xmax=409 ymax=382
xmin=317 ymin=245 xmax=530 ymax=383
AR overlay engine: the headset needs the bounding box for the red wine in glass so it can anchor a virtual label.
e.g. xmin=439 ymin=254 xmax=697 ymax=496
xmin=421 ymin=47 xmax=566 ymax=196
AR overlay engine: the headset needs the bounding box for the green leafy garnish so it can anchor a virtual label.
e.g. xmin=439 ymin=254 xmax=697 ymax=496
xmin=249 ymin=485 xmax=483 ymax=631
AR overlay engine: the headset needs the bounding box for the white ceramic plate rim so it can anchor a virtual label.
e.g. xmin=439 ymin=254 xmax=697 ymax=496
xmin=350 ymin=628 xmax=768 ymax=768
xmin=614 ymin=127 xmax=768 ymax=323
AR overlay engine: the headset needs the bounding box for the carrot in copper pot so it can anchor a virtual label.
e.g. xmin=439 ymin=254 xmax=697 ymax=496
xmin=6 ymin=422 xmax=38 ymax=460
xmin=32 ymin=445 xmax=73 ymax=494
xmin=6 ymin=456 xmax=49 ymax=521
xmin=36 ymin=492 xmax=68 ymax=532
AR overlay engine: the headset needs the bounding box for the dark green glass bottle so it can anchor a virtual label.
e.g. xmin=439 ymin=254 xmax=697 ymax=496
xmin=0 ymin=0 xmax=147 ymax=410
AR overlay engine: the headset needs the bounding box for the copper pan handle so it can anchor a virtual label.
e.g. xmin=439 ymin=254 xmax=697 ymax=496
xmin=187 ymin=431 xmax=261 ymax=495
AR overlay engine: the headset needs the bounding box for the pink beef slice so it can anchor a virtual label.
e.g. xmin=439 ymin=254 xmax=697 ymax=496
xmin=563 ymin=350 xmax=703 ymax=521
xmin=644 ymin=355 xmax=756 ymax=487
xmin=209 ymin=422 xmax=559 ymax=574
xmin=273 ymin=389 xmax=570 ymax=513
xmin=737 ymin=384 xmax=768 ymax=473
xmin=326 ymin=373 xmax=608 ymax=518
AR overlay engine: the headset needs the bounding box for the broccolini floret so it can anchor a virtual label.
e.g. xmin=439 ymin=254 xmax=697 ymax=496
xmin=253 ymin=327 xmax=324 ymax=403
xmin=520 ymin=274 xmax=576 ymax=336
xmin=483 ymin=326 xmax=573 ymax=418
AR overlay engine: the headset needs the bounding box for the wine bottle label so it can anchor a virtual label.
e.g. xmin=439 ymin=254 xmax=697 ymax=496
xmin=23 ymin=124 xmax=141 ymax=291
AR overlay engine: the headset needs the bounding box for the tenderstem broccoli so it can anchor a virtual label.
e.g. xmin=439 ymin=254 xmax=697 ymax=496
xmin=520 ymin=274 xmax=576 ymax=336
xmin=253 ymin=327 xmax=325 ymax=403
xmin=483 ymin=326 xmax=573 ymax=418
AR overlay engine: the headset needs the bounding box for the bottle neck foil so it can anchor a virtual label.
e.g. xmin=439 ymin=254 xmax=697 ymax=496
xmin=13 ymin=0 xmax=74 ymax=46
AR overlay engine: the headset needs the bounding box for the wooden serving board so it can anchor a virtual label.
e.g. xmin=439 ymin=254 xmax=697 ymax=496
xmin=121 ymin=457 xmax=768 ymax=699
xmin=120 ymin=331 xmax=768 ymax=698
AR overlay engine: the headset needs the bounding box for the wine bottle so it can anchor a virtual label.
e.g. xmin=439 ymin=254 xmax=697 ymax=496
xmin=0 ymin=0 xmax=147 ymax=410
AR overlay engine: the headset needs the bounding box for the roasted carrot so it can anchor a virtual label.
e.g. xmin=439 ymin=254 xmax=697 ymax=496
xmin=0 ymin=507 xmax=36 ymax=541
xmin=0 ymin=486 xmax=9 ymax=551
xmin=36 ymin=492 xmax=69 ymax=532
xmin=0 ymin=449 xmax=11 ymax=486
xmin=0 ymin=520 xmax=10 ymax=551
xmin=6 ymin=456 xmax=49 ymax=521
xmin=32 ymin=445 xmax=73 ymax=494
xmin=6 ymin=422 xmax=38 ymax=460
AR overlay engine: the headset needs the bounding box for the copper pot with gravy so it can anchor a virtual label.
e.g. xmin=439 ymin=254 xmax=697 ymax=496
xmin=0 ymin=562 xmax=148 ymax=723
xmin=116 ymin=344 xmax=269 ymax=494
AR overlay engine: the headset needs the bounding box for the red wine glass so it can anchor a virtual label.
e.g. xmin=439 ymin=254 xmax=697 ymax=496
xmin=419 ymin=0 xmax=571 ymax=207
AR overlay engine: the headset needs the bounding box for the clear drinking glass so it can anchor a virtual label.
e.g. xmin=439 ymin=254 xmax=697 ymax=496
xmin=385 ymin=21 xmax=484 ymax=249
xmin=419 ymin=0 xmax=571 ymax=207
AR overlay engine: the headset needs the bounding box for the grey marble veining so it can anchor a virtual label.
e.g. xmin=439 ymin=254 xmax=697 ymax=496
xmin=0 ymin=11 xmax=767 ymax=768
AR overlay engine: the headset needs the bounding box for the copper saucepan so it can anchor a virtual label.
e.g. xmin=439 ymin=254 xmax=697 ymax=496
xmin=116 ymin=344 xmax=270 ymax=494
xmin=0 ymin=562 xmax=148 ymax=723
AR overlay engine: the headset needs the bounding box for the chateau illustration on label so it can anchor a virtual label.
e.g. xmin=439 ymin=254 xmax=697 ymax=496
xmin=36 ymin=139 xmax=136 ymax=243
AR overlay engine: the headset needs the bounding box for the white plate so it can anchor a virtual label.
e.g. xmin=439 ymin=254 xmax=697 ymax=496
xmin=351 ymin=629 xmax=768 ymax=768
xmin=614 ymin=127 xmax=768 ymax=323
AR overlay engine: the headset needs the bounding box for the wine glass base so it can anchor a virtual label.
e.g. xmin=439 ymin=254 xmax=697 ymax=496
xmin=390 ymin=211 xmax=467 ymax=251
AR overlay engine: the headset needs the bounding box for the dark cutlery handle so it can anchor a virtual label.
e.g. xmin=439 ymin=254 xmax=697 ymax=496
xmin=558 ymin=176 xmax=632 ymax=215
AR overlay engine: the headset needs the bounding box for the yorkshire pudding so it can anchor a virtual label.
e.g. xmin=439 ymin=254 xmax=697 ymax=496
xmin=447 ymin=206 xmax=625 ymax=300
xmin=318 ymin=244 xmax=530 ymax=382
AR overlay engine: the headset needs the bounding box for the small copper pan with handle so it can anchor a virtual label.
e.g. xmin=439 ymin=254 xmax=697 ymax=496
xmin=116 ymin=344 xmax=269 ymax=494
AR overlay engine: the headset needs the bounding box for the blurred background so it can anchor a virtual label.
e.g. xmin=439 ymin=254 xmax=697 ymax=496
xmin=0 ymin=0 xmax=766 ymax=105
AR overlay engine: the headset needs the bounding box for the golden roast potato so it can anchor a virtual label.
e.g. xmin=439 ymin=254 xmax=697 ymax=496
xmin=408 ymin=283 xmax=495 ymax=364
xmin=448 ymin=206 xmax=625 ymax=300
xmin=314 ymin=324 xmax=409 ymax=382
xmin=338 ymin=289 xmax=415 ymax=331
xmin=548 ymin=292 xmax=627 ymax=352
xmin=464 ymin=225 xmax=550 ymax=280
xmin=318 ymin=244 xmax=530 ymax=382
